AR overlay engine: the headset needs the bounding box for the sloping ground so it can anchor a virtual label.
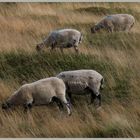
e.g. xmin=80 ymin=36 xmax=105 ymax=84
xmin=0 ymin=3 xmax=140 ymax=137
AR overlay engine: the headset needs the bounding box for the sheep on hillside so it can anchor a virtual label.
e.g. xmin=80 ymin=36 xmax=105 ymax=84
xmin=91 ymin=14 xmax=135 ymax=33
xmin=36 ymin=29 xmax=83 ymax=53
xmin=57 ymin=70 xmax=104 ymax=107
xmin=2 ymin=77 xmax=71 ymax=115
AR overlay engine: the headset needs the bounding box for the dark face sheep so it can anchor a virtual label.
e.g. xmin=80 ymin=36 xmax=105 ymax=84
xmin=57 ymin=70 xmax=104 ymax=108
xmin=91 ymin=26 xmax=96 ymax=33
xmin=91 ymin=26 xmax=99 ymax=33
xmin=2 ymin=102 xmax=11 ymax=110
xmin=2 ymin=77 xmax=72 ymax=115
xmin=36 ymin=43 xmax=44 ymax=52
xmin=91 ymin=25 xmax=101 ymax=34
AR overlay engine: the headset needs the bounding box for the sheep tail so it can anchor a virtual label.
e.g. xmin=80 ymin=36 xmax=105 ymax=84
xmin=100 ymin=78 xmax=104 ymax=90
xmin=131 ymin=22 xmax=135 ymax=29
xmin=79 ymin=33 xmax=83 ymax=44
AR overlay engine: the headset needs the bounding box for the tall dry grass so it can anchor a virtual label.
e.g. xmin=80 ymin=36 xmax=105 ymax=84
xmin=0 ymin=2 xmax=140 ymax=137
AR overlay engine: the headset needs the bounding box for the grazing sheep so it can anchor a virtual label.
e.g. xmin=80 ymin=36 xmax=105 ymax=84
xmin=57 ymin=70 xmax=104 ymax=107
xmin=2 ymin=77 xmax=71 ymax=115
xmin=36 ymin=29 xmax=83 ymax=53
xmin=91 ymin=14 xmax=135 ymax=33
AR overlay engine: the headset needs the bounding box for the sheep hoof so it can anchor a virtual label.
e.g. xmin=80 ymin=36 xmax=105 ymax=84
xmin=68 ymin=112 xmax=72 ymax=116
xmin=96 ymin=106 xmax=102 ymax=111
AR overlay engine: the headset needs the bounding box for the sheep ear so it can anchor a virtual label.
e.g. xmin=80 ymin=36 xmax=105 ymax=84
xmin=99 ymin=24 xmax=104 ymax=28
xmin=61 ymin=74 xmax=65 ymax=78
xmin=21 ymin=80 xmax=27 ymax=85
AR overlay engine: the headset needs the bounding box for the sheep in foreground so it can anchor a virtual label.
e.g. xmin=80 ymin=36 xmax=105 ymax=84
xmin=91 ymin=14 xmax=135 ymax=33
xmin=36 ymin=29 xmax=83 ymax=53
xmin=2 ymin=77 xmax=71 ymax=115
xmin=57 ymin=70 xmax=104 ymax=107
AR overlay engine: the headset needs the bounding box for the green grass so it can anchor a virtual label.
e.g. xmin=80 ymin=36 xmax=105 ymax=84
xmin=0 ymin=51 xmax=112 ymax=81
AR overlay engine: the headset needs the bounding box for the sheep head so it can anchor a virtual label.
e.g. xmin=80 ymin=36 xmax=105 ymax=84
xmin=36 ymin=43 xmax=45 ymax=52
xmin=2 ymin=102 xmax=11 ymax=109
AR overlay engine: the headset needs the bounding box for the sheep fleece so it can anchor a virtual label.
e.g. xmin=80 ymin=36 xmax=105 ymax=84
xmin=7 ymin=77 xmax=66 ymax=105
xmin=44 ymin=29 xmax=82 ymax=48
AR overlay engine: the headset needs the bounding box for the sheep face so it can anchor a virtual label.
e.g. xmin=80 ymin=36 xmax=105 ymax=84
xmin=36 ymin=43 xmax=45 ymax=52
xmin=91 ymin=26 xmax=100 ymax=33
xmin=91 ymin=26 xmax=96 ymax=33
xmin=91 ymin=24 xmax=103 ymax=33
xmin=2 ymin=102 xmax=11 ymax=110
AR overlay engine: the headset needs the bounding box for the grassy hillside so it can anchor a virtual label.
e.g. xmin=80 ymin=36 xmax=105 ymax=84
xmin=0 ymin=3 xmax=140 ymax=137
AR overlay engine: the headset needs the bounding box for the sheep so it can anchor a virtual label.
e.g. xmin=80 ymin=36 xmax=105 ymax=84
xmin=2 ymin=77 xmax=71 ymax=115
xmin=91 ymin=14 xmax=135 ymax=33
xmin=56 ymin=70 xmax=104 ymax=107
xmin=36 ymin=29 xmax=83 ymax=53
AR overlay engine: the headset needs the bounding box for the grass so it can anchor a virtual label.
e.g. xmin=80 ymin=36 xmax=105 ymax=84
xmin=0 ymin=2 xmax=140 ymax=138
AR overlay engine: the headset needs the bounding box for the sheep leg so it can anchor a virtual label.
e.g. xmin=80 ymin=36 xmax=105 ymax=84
xmin=50 ymin=41 xmax=56 ymax=52
xmin=125 ymin=25 xmax=131 ymax=32
xmin=58 ymin=96 xmax=71 ymax=116
xmin=67 ymin=92 xmax=74 ymax=103
xmin=52 ymin=96 xmax=64 ymax=111
xmin=73 ymin=39 xmax=79 ymax=53
xmin=51 ymin=46 xmax=54 ymax=51
xmin=24 ymin=103 xmax=32 ymax=112
xmin=60 ymin=47 xmax=64 ymax=53
xmin=65 ymin=102 xmax=71 ymax=116
xmin=107 ymin=27 xmax=113 ymax=33
xmin=85 ymin=87 xmax=96 ymax=104
xmin=23 ymin=99 xmax=33 ymax=112
xmin=65 ymin=83 xmax=74 ymax=104
xmin=74 ymin=46 xmax=79 ymax=53
xmin=50 ymin=45 xmax=55 ymax=52
xmin=96 ymin=94 xmax=101 ymax=107
xmin=90 ymin=93 xmax=97 ymax=104
xmin=129 ymin=23 xmax=134 ymax=31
